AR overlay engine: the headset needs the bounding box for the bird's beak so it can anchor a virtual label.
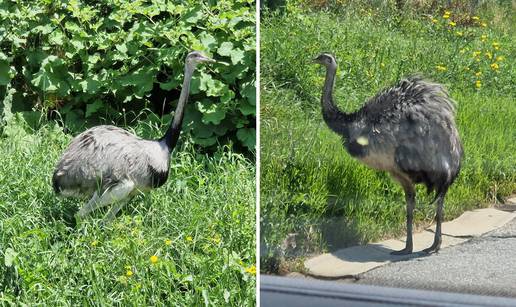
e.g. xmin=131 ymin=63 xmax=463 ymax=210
xmin=202 ymin=56 xmax=216 ymax=63
xmin=312 ymin=57 xmax=319 ymax=64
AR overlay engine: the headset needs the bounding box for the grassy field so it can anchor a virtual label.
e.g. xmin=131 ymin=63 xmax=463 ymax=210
xmin=0 ymin=118 xmax=255 ymax=305
xmin=261 ymin=2 xmax=515 ymax=272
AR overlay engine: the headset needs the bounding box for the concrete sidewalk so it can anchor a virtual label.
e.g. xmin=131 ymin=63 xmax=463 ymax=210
xmin=304 ymin=196 xmax=516 ymax=278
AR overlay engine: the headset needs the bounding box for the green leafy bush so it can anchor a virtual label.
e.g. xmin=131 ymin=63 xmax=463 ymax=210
xmin=0 ymin=0 xmax=255 ymax=150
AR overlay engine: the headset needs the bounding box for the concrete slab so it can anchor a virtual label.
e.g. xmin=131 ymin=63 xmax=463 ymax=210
xmin=304 ymin=206 xmax=516 ymax=278
xmin=305 ymin=245 xmax=400 ymax=278
xmin=426 ymin=208 xmax=516 ymax=237
xmin=305 ymin=233 xmax=468 ymax=278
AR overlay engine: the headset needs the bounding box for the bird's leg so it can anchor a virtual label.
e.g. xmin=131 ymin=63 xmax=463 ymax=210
xmin=76 ymin=191 xmax=99 ymax=219
xmin=103 ymin=198 xmax=132 ymax=224
xmin=423 ymin=193 xmax=445 ymax=254
xmin=391 ymin=186 xmax=415 ymax=255
xmin=76 ymin=180 xmax=135 ymax=219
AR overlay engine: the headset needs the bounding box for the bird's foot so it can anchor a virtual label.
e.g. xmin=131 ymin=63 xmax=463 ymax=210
xmin=390 ymin=247 xmax=413 ymax=255
xmin=422 ymin=244 xmax=441 ymax=254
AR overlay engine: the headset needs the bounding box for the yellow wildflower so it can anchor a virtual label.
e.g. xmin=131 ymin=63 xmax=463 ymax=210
xmin=91 ymin=240 xmax=98 ymax=247
xmin=481 ymin=22 xmax=487 ymax=27
xmin=475 ymin=80 xmax=481 ymax=88
xmin=481 ymin=34 xmax=487 ymax=42
xmin=490 ymin=63 xmax=499 ymax=71
xmin=431 ymin=18 xmax=438 ymax=23
xmin=443 ymin=11 xmax=451 ymax=19
xmin=472 ymin=16 xmax=480 ymax=21
xmin=165 ymin=239 xmax=172 ymax=246
xmin=435 ymin=65 xmax=447 ymax=72
xmin=492 ymin=42 xmax=500 ymax=50
xmin=126 ymin=270 xmax=133 ymax=277
xmin=448 ymin=21 xmax=456 ymax=27
xmin=496 ymin=56 xmax=504 ymax=62
xmin=186 ymin=236 xmax=193 ymax=242
xmin=212 ymin=234 xmax=221 ymax=244
xmin=475 ymin=71 xmax=482 ymax=77
xmin=455 ymin=31 xmax=463 ymax=36
xmin=150 ymin=255 xmax=158 ymax=264
xmin=473 ymin=51 xmax=481 ymax=57
xmin=245 ymin=265 xmax=256 ymax=275
xmin=485 ymin=52 xmax=492 ymax=59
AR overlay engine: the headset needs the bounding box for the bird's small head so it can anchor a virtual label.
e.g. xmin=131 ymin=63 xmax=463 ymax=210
xmin=312 ymin=53 xmax=337 ymax=68
xmin=186 ymin=51 xmax=216 ymax=68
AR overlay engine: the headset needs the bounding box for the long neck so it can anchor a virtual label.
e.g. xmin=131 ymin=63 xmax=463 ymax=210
xmin=160 ymin=64 xmax=194 ymax=151
xmin=321 ymin=64 xmax=354 ymax=136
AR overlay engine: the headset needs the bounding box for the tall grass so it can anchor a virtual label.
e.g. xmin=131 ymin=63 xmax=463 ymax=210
xmin=261 ymin=4 xmax=515 ymax=272
xmin=0 ymin=118 xmax=256 ymax=305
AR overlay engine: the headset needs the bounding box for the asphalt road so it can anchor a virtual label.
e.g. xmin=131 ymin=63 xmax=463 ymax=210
xmin=355 ymin=217 xmax=516 ymax=297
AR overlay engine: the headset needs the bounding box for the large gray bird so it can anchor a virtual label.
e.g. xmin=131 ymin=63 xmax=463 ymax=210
xmin=313 ymin=53 xmax=463 ymax=254
xmin=53 ymin=51 xmax=215 ymax=222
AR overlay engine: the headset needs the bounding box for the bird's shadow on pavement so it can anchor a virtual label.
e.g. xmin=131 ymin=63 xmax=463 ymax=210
xmin=331 ymin=244 xmax=427 ymax=263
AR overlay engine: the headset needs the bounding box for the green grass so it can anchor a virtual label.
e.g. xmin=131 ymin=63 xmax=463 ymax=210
xmin=260 ymin=5 xmax=516 ymax=272
xmin=0 ymin=119 xmax=255 ymax=305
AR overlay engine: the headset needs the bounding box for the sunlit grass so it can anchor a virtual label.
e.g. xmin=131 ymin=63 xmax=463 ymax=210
xmin=260 ymin=6 xmax=515 ymax=272
xmin=0 ymin=120 xmax=255 ymax=305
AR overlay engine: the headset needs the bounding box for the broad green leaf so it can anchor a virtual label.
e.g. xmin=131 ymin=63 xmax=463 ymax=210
xmin=197 ymin=100 xmax=226 ymax=125
xmin=183 ymin=6 xmax=203 ymax=24
xmin=48 ymin=30 xmax=65 ymax=45
xmin=238 ymin=100 xmax=255 ymax=116
xmin=236 ymin=127 xmax=255 ymax=150
xmin=217 ymin=42 xmax=234 ymax=57
xmin=230 ymin=48 xmax=245 ymax=65
xmin=200 ymin=32 xmax=217 ymax=50
xmin=0 ymin=59 xmax=14 ymax=86
xmin=86 ymin=100 xmax=103 ymax=117
xmin=80 ymin=76 xmax=102 ymax=94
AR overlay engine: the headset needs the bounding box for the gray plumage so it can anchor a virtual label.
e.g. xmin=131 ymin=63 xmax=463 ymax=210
xmin=53 ymin=51 xmax=215 ymax=221
xmin=313 ymin=53 xmax=463 ymax=254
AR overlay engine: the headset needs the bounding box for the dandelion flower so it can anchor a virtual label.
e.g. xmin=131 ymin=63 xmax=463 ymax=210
xmin=245 ymin=265 xmax=256 ymax=275
xmin=473 ymin=51 xmax=481 ymax=57
xmin=150 ymin=255 xmax=158 ymax=264
xmin=431 ymin=18 xmax=438 ymax=23
xmin=455 ymin=31 xmax=463 ymax=36
xmin=165 ymin=239 xmax=172 ymax=246
xmin=492 ymin=42 xmax=500 ymax=50
xmin=186 ymin=236 xmax=193 ymax=242
xmin=443 ymin=11 xmax=451 ymax=19
xmin=212 ymin=234 xmax=221 ymax=244
xmin=435 ymin=65 xmax=447 ymax=72
xmin=472 ymin=16 xmax=480 ymax=21
xmin=481 ymin=22 xmax=487 ymax=27
xmin=490 ymin=63 xmax=499 ymax=71
xmin=91 ymin=240 xmax=98 ymax=247
xmin=448 ymin=21 xmax=456 ymax=27
xmin=480 ymin=34 xmax=487 ymax=42
xmin=475 ymin=80 xmax=481 ymax=88
xmin=475 ymin=71 xmax=482 ymax=77
xmin=485 ymin=52 xmax=492 ymax=60
xmin=126 ymin=270 xmax=133 ymax=277
xmin=496 ymin=56 xmax=504 ymax=62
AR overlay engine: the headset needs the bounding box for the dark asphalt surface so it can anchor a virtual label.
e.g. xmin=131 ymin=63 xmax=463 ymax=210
xmin=355 ymin=217 xmax=516 ymax=297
